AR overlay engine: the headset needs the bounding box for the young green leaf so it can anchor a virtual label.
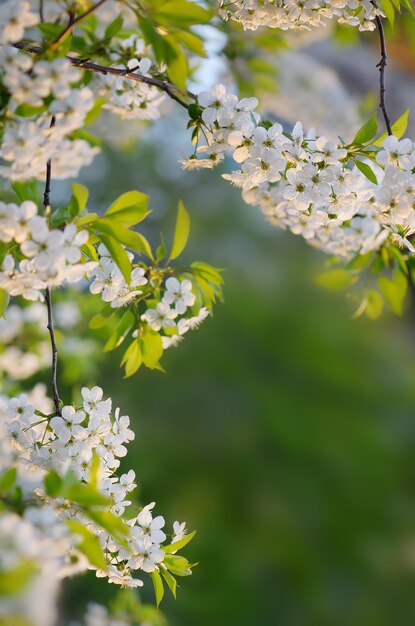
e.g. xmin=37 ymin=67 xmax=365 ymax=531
xmin=378 ymin=271 xmax=407 ymax=315
xmin=373 ymin=109 xmax=410 ymax=146
xmin=105 ymin=191 xmax=150 ymax=227
xmin=71 ymin=183 xmax=89 ymax=212
xmin=121 ymin=339 xmax=143 ymax=378
xmin=315 ymin=269 xmax=358 ymax=291
xmin=170 ymin=200 xmax=190 ymax=260
xmin=66 ymin=520 xmax=107 ymax=570
xmin=151 ymin=570 xmax=165 ymax=608
xmin=99 ymin=233 xmax=132 ymax=284
xmin=0 ymin=468 xmax=17 ymax=495
xmin=0 ymin=289 xmax=9 ymax=319
xmin=163 ymin=530 xmax=196 ymax=553
xmin=354 ymin=160 xmax=378 ymax=184
xmin=140 ymin=328 xmax=163 ymax=369
xmin=160 ymin=567 xmax=177 ymax=598
xmin=352 ymin=113 xmax=378 ymax=145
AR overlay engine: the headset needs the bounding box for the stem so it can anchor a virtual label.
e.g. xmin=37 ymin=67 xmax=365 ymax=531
xmin=45 ymin=287 xmax=61 ymax=416
xmin=49 ymin=0 xmax=109 ymax=51
xmin=12 ymin=42 xmax=192 ymax=109
xmin=375 ymin=15 xmax=393 ymax=136
xmin=43 ymin=115 xmax=61 ymax=416
xmin=43 ymin=116 xmax=56 ymax=211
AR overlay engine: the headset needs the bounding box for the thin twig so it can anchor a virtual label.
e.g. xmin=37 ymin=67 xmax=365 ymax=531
xmin=43 ymin=115 xmax=61 ymax=416
xmin=45 ymin=287 xmax=61 ymax=416
xmin=49 ymin=0 xmax=109 ymax=51
xmin=12 ymin=42 xmax=192 ymax=109
xmin=43 ymin=115 xmax=56 ymax=210
xmin=375 ymin=14 xmax=393 ymax=136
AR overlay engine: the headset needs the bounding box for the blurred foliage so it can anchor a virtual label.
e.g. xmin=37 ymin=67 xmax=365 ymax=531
xmin=61 ymin=123 xmax=415 ymax=626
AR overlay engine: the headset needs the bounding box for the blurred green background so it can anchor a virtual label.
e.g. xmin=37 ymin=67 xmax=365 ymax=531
xmin=60 ymin=107 xmax=415 ymax=626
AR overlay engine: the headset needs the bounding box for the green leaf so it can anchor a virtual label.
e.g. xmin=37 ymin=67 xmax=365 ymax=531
xmin=315 ymin=269 xmax=358 ymax=291
xmin=50 ymin=206 xmax=70 ymax=227
xmin=170 ymin=200 xmax=190 ymax=260
xmin=354 ymin=160 xmax=378 ymax=184
xmin=380 ymin=0 xmax=395 ymax=24
xmin=163 ymin=530 xmax=196 ymax=553
xmin=104 ymin=310 xmax=134 ymax=352
xmin=99 ymin=233 xmax=132 ymax=283
xmin=95 ymin=218 xmax=153 ymax=260
xmin=151 ymin=570 xmax=165 ymax=608
xmin=37 ymin=22 xmax=64 ymax=38
xmin=89 ymin=313 xmax=111 ymax=330
xmin=160 ymin=567 xmax=177 ymax=598
xmin=11 ymin=180 xmax=39 ymax=202
xmin=365 ymin=290 xmax=384 ymax=320
xmin=0 ymin=289 xmax=9 ymax=319
xmin=156 ymin=238 xmax=167 ymax=262
xmin=71 ymin=183 xmax=89 ymax=212
xmin=62 ymin=483 xmax=110 ymax=507
xmin=15 ymin=103 xmax=46 ymax=117
xmin=191 ymin=262 xmax=224 ymax=285
xmin=140 ymin=327 xmax=163 ymax=369
xmin=105 ymin=14 xmax=123 ymax=39
xmin=89 ymin=452 xmax=101 ymax=488
xmin=84 ymin=97 xmax=106 ymax=126
xmin=173 ymin=30 xmax=206 ymax=56
xmin=163 ymin=554 xmax=193 ymax=576
xmin=401 ymin=0 xmax=415 ymax=14
xmin=66 ymin=520 xmax=107 ymax=570
xmin=105 ymin=191 xmax=150 ymax=227
xmin=85 ymin=509 xmax=129 ymax=545
xmin=378 ymin=271 xmax=408 ymax=314
xmin=44 ymin=470 xmax=63 ymax=497
xmin=352 ymin=113 xmax=378 ymax=145
xmin=164 ymin=36 xmax=188 ymax=91
xmin=373 ymin=109 xmax=410 ymax=146
xmin=0 ymin=561 xmax=37 ymax=595
xmin=121 ymin=339 xmax=143 ymax=377
xmin=0 ymin=468 xmax=17 ymax=495
xmin=153 ymin=0 xmax=212 ymax=25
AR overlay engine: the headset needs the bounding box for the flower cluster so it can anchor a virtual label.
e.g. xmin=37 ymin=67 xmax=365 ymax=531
xmin=0 ymin=44 xmax=98 ymax=181
xmin=0 ymin=200 xmax=97 ymax=300
xmin=141 ymin=277 xmax=209 ymax=350
xmin=90 ymin=244 xmax=148 ymax=309
xmin=0 ymin=0 xmax=38 ymax=44
xmin=217 ymin=0 xmax=383 ymax=31
xmin=90 ymin=244 xmax=211 ymax=352
xmin=0 ymin=303 xmax=49 ymax=380
xmin=98 ymin=35 xmax=166 ymax=121
xmin=1 ymin=386 xmax=190 ymax=593
xmin=185 ymin=83 xmax=415 ymax=260
xmin=0 ymin=509 xmax=67 ymax=626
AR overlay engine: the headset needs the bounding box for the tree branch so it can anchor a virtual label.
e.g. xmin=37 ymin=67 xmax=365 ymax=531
xmin=43 ymin=115 xmax=56 ymax=210
xmin=12 ymin=42 xmax=192 ymax=109
xmin=45 ymin=287 xmax=61 ymax=416
xmin=375 ymin=15 xmax=393 ymax=136
xmin=43 ymin=115 xmax=61 ymax=416
xmin=49 ymin=0 xmax=109 ymax=51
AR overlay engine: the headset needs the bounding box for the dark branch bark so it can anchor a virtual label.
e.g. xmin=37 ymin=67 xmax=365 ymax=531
xmin=12 ymin=41 xmax=192 ymax=109
xmin=45 ymin=287 xmax=61 ymax=416
xmin=43 ymin=115 xmax=56 ymax=210
xmin=43 ymin=115 xmax=61 ymax=416
xmin=375 ymin=15 xmax=393 ymax=136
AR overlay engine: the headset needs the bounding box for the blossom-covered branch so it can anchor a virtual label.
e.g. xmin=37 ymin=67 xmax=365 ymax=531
xmin=12 ymin=41 xmax=192 ymax=109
